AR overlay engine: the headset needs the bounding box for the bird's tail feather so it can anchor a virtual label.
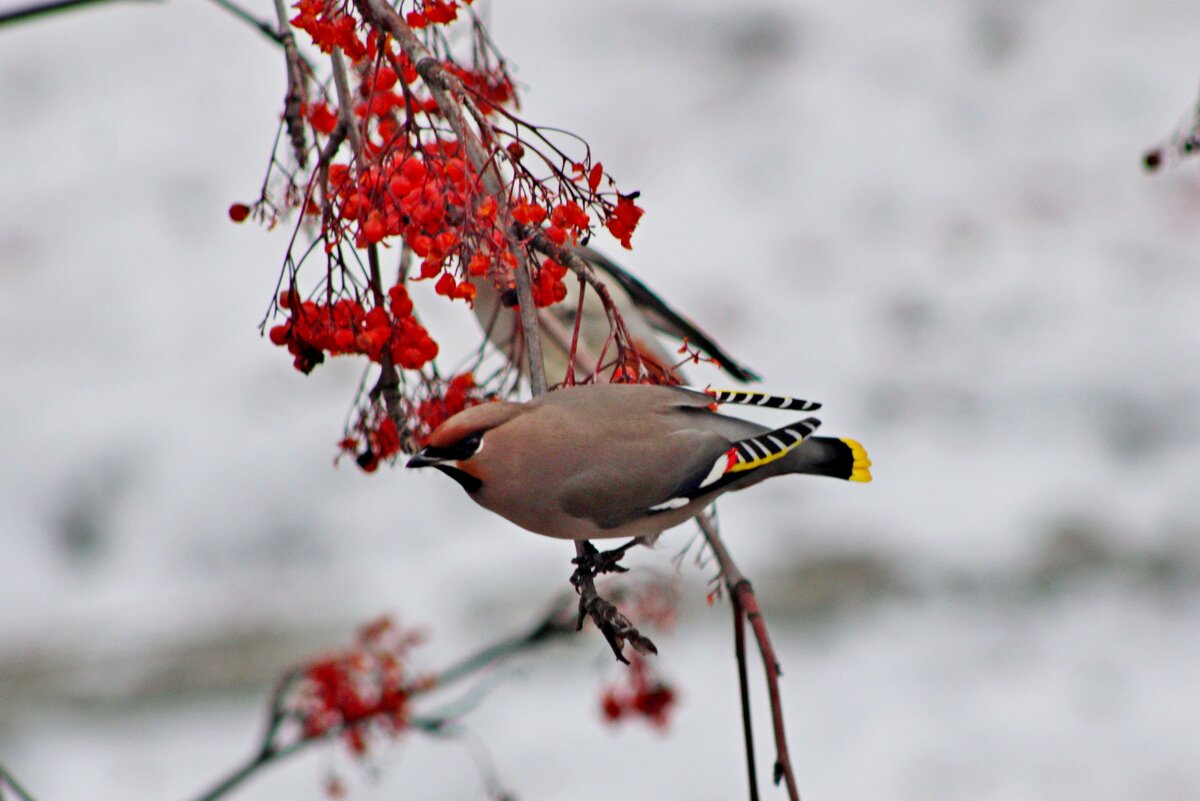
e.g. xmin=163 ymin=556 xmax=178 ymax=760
xmin=787 ymin=436 xmax=872 ymax=482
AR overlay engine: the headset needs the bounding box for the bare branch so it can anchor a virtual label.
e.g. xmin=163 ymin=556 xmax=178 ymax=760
xmin=0 ymin=763 xmax=40 ymax=801
xmin=733 ymin=595 xmax=761 ymax=801
xmin=698 ymin=512 xmax=801 ymax=801
xmin=209 ymin=0 xmax=283 ymax=44
xmin=186 ymin=602 xmax=578 ymax=801
xmin=329 ymin=48 xmax=363 ymax=157
xmin=0 ymin=0 xmax=154 ymax=27
xmin=267 ymin=0 xmax=310 ymax=166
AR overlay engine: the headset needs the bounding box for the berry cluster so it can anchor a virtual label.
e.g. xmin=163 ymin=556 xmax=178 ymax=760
xmin=402 ymin=0 xmax=469 ymax=29
xmin=596 ymin=579 xmax=679 ymax=728
xmin=268 ymin=287 xmax=437 ymax=374
xmin=340 ymin=412 xmax=401 ymax=473
xmin=407 ymin=372 xmax=485 ymax=446
xmin=605 ymin=195 xmax=646 ymax=250
xmin=339 ymin=372 xmax=486 ymax=470
xmin=285 ymin=616 xmax=425 ymax=756
xmin=600 ymin=654 xmax=677 ymax=730
xmin=291 ymin=0 xmax=369 ymax=60
xmin=242 ymin=0 xmax=649 ymax=464
xmin=532 ymin=258 xmax=569 ymax=307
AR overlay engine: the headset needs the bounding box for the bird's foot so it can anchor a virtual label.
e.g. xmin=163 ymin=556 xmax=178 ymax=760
xmin=569 ymin=540 xmax=656 ymax=663
xmin=570 ymin=538 xmax=640 ymax=584
xmin=576 ymin=592 xmax=657 ymax=663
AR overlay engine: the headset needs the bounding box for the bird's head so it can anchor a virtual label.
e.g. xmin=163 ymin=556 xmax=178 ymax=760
xmin=405 ymin=401 xmax=524 ymax=492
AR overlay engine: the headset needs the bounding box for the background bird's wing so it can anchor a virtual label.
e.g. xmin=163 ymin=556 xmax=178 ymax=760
xmin=568 ymin=247 xmax=761 ymax=383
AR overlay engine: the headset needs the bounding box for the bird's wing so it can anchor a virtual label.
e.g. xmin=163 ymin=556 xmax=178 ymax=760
xmin=568 ymin=247 xmax=762 ymax=383
xmin=556 ymin=429 xmax=728 ymax=530
xmin=556 ymin=414 xmax=822 ymax=529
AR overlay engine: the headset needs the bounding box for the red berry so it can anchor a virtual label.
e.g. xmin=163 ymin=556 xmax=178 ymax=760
xmin=434 ymin=272 xmax=456 ymax=296
xmin=452 ymin=281 xmax=477 ymax=303
xmin=228 ymin=203 xmax=251 ymax=223
xmin=373 ymin=65 xmax=397 ymax=90
xmin=588 ymin=162 xmax=603 ymax=192
xmin=363 ymin=214 xmax=386 ymax=243
xmin=601 ymin=691 xmax=624 ymax=722
xmin=419 ymin=259 xmax=441 ymax=279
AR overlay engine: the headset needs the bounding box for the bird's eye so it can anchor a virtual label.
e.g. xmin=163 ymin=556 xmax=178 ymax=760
xmin=434 ymin=432 xmax=483 ymax=461
xmin=417 ymin=432 xmax=485 ymax=462
xmin=455 ymin=433 xmax=484 ymax=459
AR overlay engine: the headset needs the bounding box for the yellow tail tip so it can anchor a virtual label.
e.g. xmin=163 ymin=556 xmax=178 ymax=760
xmin=841 ymin=438 xmax=873 ymax=483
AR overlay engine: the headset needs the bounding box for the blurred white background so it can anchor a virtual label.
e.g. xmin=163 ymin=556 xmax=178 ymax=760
xmin=2 ymin=0 xmax=1199 ymax=799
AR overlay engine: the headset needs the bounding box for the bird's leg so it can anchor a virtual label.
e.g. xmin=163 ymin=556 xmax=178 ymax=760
xmin=569 ymin=540 xmax=657 ymax=662
xmin=570 ymin=537 xmax=643 ymax=583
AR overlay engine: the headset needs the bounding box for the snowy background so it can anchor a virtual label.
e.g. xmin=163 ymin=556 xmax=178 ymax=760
xmin=2 ymin=0 xmax=1199 ymax=799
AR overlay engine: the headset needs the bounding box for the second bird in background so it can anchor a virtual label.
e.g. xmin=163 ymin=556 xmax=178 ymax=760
xmin=469 ymin=245 xmax=761 ymax=386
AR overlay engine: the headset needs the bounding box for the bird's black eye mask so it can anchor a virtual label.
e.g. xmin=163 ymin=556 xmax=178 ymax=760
xmin=422 ymin=432 xmax=484 ymax=461
xmin=406 ymin=432 xmax=485 ymax=492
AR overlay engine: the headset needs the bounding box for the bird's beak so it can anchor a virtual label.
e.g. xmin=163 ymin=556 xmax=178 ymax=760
xmin=405 ymin=449 xmax=444 ymax=469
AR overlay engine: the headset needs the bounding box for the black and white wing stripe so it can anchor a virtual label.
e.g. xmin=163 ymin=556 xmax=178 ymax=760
xmin=648 ymin=416 xmax=822 ymax=513
xmin=725 ymin=418 xmax=821 ymax=474
xmin=707 ymin=389 xmax=821 ymax=412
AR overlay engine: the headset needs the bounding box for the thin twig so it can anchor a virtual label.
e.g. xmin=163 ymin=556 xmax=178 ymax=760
xmin=189 ymin=741 xmax=299 ymax=801
xmin=733 ymin=589 xmax=760 ymax=801
xmin=698 ymin=512 xmax=800 ymax=801
xmin=186 ymin=602 xmax=577 ymax=801
xmin=0 ymin=0 xmax=154 ymax=27
xmin=531 ymin=237 xmax=623 ymax=340
xmin=432 ymin=596 xmax=577 ymax=688
xmin=562 ymin=273 xmax=588 ymax=384
xmin=329 ymin=48 xmax=363 ymax=156
xmin=0 ymin=764 xmax=40 ymax=801
xmin=268 ymin=0 xmax=309 ymax=166
xmin=366 ymin=244 xmax=404 ymax=427
xmin=208 ymin=0 xmax=283 ymax=44
xmin=190 ymin=716 xmax=446 ymax=801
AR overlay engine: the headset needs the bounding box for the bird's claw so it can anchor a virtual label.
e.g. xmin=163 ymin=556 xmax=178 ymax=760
xmin=575 ymin=592 xmax=657 ymax=663
xmin=570 ymin=540 xmax=656 ymax=662
xmin=570 ymin=540 xmax=636 ymax=585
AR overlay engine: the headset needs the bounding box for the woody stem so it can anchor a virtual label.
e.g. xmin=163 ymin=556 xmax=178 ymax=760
xmin=697 ymin=511 xmax=800 ymax=801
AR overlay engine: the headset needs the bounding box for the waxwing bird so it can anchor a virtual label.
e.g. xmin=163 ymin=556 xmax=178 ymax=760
xmin=469 ymin=246 xmax=760 ymax=386
xmin=406 ymin=384 xmax=870 ymax=543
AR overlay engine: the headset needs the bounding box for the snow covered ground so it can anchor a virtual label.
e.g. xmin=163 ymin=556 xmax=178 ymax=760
xmin=2 ymin=0 xmax=1199 ymax=799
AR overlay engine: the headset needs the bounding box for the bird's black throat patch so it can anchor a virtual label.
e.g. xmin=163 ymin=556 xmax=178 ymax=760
xmin=435 ymin=464 xmax=483 ymax=494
